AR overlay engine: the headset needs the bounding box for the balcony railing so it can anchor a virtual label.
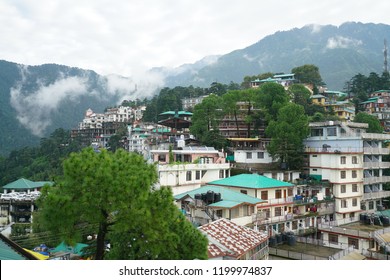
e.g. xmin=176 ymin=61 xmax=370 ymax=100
xmin=362 ymin=190 xmax=390 ymax=200
xmin=305 ymin=147 xmax=363 ymax=153
xmin=363 ymin=176 xmax=390 ymax=184
xmin=363 ymin=161 xmax=390 ymax=168
xmin=259 ymin=197 xmax=294 ymax=206
xmin=363 ymin=147 xmax=390 ymax=154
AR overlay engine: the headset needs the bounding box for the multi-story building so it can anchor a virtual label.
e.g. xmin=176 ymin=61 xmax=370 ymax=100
xmin=218 ymin=102 xmax=263 ymax=138
xmin=361 ymin=90 xmax=390 ymax=132
xmin=227 ymin=137 xmax=274 ymax=166
xmin=182 ymin=95 xmax=208 ymax=111
xmin=250 ymin=74 xmax=296 ymax=88
xmin=0 ymin=178 xmax=53 ymax=228
xmin=304 ymin=120 xmax=390 ymax=222
xmin=150 ymin=146 xmax=230 ymax=195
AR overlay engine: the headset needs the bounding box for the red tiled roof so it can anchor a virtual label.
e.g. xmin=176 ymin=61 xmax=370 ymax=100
xmin=199 ymin=219 xmax=268 ymax=259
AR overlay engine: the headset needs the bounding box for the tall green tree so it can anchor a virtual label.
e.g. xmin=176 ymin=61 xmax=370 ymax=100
xmin=266 ymin=103 xmax=309 ymax=170
xmin=257 ymin=83 xmax=290 ymax=122
xmin=354 ymin=112 xmax=384 ymax=133
xmin=190 ymin=94 xmax=222 ymax=141
xmin=36 ymin=148 xmax=207 ymax=260
xmin=291 ymin=64 xmax=323 ymax=86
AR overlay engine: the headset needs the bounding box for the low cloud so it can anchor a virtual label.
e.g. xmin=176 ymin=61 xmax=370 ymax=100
xmin=326 ymin=36 xmax=362 ymax=49
xmin=10 ymin=66 xmax=164 ymax=137
xmin=10 ymin=69 xmax=89 ymax=136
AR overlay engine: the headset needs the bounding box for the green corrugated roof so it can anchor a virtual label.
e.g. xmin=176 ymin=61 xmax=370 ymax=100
xmin=360 ymin=97 xmax=379 ymax=104
xmin=207 ymin=174 xmax=293 ymax=189
xmin=2 ymin=178 xmax=53 ymax=190
xmin=174 ymin=185 xmax=263 ymax=206
xmin=159 ymin=111 xmax=193 ymax=116
xmin=208 ymin=200 xmax=242 ymax=208
xmin=0 ymin=239 xmax=27 ymax=260
xmin=0 ymin=234 xmax=36 ymax=260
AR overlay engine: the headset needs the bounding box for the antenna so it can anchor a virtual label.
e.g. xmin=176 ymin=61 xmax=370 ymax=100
xmin=384 ymin=39 xmax=388 ymax=73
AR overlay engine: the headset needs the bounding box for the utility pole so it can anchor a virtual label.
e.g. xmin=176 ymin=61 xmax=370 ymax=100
xmin=384 ymin=39 xmax=388 ymax=73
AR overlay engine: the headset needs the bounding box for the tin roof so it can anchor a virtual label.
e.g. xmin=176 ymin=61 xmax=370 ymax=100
xmin=207 ymin=174 xmax=293 ymax=189
xmin=199 ymin=219 xmax=268 ymax=259
xmin=2 ymin=178 xmax=53 ymax=190
xmin=174 ymin=185 xmax=264 ymax=207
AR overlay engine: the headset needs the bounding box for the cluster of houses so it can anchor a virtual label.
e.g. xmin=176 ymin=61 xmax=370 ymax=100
xmin=2 ymin=75 xmax=390 ymax=260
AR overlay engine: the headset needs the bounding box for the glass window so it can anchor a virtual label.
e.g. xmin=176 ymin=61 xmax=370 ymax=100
xmin=275 ymin=190 xmax=282 ymax=199
xmin=340 ymin=156 xmax=346 ymax=164
xmin=186 ymin=171 xmax=192 ymax=181
xmin=352 ymin=184 xmax=358 ymax=192
xmin=246 ymin=152 xmax=252 ymax=159
xmin=341 ymin=200 xmax=348 ymax=208
xmin=329 ymin=234 xmax=338 ymax=244
xmin=196 ymin=170 xmax=200 ymax=180
xmin=341 ymin=185 xmax=346 ymax=193
xmin=352 ymin=198 xmax=358 ymax=207
xmin=327 ymin=127 xmax=337 ymax=136
xmin=275 ymin=207 xmax=282 ymax=217
xmin=340 ymin=171 xmax=346 ymax=179
xmin=352 ymin=156 xmax=358 ymax=164
xmin=257 ymin=152 xmax=264 ymax=159
xmin=261 ymin=191 xmax=268 ymax=200
xmin=352 ymin=170 xmax=357 ymax=178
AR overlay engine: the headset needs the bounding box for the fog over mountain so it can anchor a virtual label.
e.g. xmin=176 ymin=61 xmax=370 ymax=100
xmin=158 ymin=22 xmax=389 ymax=90
xmin=1 ymin=22 xmax=389 ymax=155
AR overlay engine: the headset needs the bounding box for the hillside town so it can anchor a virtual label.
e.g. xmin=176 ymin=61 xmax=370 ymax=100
xmin=1 ymin=72 xmax=390 ymax=261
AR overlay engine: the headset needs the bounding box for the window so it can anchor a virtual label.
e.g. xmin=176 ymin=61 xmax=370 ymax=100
xmin=369 ymin=201 xmax=374 ymax=210
xmin=340 ymin=156 xmax=346 ymax=164
xmin=275 ymin=207 xmax=282 ymax=217
xmin=341 ymin=200 xmax=348 ymax=208
xmin=348 ymin=237 xmax=359 ymax=249
xmin=240 ymin=190 xmax=248 ymax=195
xmin=311 ymin=128 xmax=323 ymax=137
xmin=186 ymin=171 xmax=192 ymax=181
xmin=329 ymin=234 xmax=338 ymax=245
xmin=288 ymin=189 xmax=293 ymax=196
xmin=327 ymin=127 xmax=337 ymax=136
xmin=352 ymin=156 xmax=358 ymax=164
xmin=352 ymin=184 xmax=358 ymax=192
xmin=246 ymin=152 xmax=252 ymax=159
xmin=352 ymin=170 xmax=357 ymax=178
xmin=352 ymin=198 xmax=358 ymax=207
xmin=257 ymin=152 xmax=264 ymax=159
xmin=341 ymin=185 xmax=346 ymax=193
xmin=261 ymin=191 xmax=268 ymax=200
xmin=340 ymin=171 xmax=346 ymax=179
xmin=219 ymin=170 xmax=224 ymax=178
xmin=275 ymin=190 xmax=282 ymax=199
xmin=196 ymin=170 xmax=201 ymax=180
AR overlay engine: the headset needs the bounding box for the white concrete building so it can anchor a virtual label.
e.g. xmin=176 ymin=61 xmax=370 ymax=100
xmin=150 ymin=146 xmax=231 ymax=195
xmin=304 ymin=121 xmax=390 ymax=222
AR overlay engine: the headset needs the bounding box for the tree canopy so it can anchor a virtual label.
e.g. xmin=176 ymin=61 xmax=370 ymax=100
xmin=36 ymin=148 xmax=208 ymax=260
xmin=353 ymin=112 xmax=384 ymax=133
xmin=265 ymin=103 xmax=309 ymax=170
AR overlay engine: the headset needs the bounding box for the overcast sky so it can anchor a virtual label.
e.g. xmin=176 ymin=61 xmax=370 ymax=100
xmin=1 ymin=0 xmax=390 ymax=78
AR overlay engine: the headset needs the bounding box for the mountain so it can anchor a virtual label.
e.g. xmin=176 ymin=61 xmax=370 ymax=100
xmin=160 ymin=22 xmax=390 ymax=90
xmin=0 ymin=60 xmax=145 ymax=156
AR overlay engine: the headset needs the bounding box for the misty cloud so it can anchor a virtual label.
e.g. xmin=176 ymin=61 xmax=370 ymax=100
xmin=326 ymin=36 xmax=362 ymax=49
xmin=10 ymin=72 xmax=89 ymax=136
xmin=10 ymin=66 xmax=164 ymax=137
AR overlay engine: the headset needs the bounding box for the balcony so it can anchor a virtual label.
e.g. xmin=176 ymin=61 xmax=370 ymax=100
xmin=363 ymin=176 xmax=390 ymax=184
xmin=363 ymin=161 xmax=390 ymax=169
xmin=258 ymin=197 xmax=294 ymax=207
xmin=362 ymin=190 xmax=390 ymax=200
xmin=363 ymin=147 xmax=390 ymax=155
